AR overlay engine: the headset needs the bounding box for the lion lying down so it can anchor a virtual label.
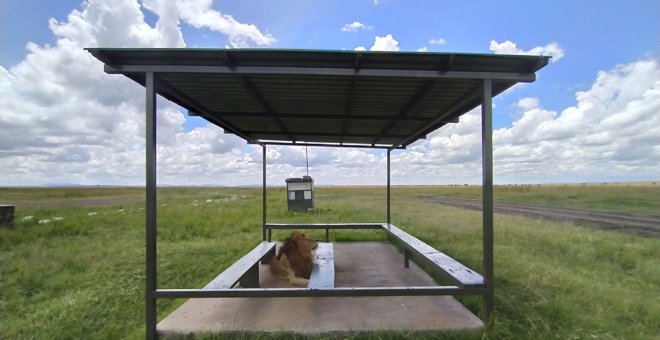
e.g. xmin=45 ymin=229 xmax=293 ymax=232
xmin=269 ymin=231 xmax=318 ymax=287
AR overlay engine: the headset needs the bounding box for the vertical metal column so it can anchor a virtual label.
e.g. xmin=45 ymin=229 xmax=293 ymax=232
xmin=262 ymin=145 xmax=267 ymax=241
xmin=481 ymin=79 xmax=494 ymax=322
xmin=387 ymin=149 xmax=391 ymax=225
xmin=145 ymin=72 xmax=158 ymax=340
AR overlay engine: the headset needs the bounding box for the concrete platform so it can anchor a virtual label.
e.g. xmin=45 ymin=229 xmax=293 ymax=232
xmin=157 ymin=242 xmax=483 ymax=336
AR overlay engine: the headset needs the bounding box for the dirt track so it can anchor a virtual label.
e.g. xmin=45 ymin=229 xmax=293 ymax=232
xmin=419 ymin=196 xmax=660 ymax=238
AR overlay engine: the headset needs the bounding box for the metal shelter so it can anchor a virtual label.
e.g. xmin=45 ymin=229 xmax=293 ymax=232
xmin=87 ymin=48 xmax=549 ymax=338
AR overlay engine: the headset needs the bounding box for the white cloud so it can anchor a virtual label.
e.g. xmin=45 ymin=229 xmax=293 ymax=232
xmin=391 ymin=59 xmax=660 ymax=184
xmin=428 ymin=38 xmax=446 ymax=45
xmin=354 ymin=46 xmax=367 ymax=51
xmin=48 ymin=0 xmax=276 ymax=49
xmin=1 ymin=1 xmax=657 ymax=187
xmin=370 ymin=34 xmax=399 ymax=51
xmin=174 ymin=0 xmax=275 ymax=48
xmin=260 ymin=146 xmax=369 ymax=186
xmin=417 ymin=47 xmax=428 ymax=52
xmin=49 ymin=0 xmax=185 ymax=48
xmin=496 ymin=59 xmax=660 ymax=182
xmin=0 ymin=0 xmax=274 ymax=186
xmin=516 ymin=97 xmax=540 ymax=111
xmin=341 ymin=21 xmax=372 ymax=32
xmin=490 ymin=40 xmax=565 ymax=62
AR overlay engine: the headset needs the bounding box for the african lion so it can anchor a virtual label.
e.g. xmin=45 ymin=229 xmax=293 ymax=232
xmin=269 ymin=231 xmax=318 ymax=287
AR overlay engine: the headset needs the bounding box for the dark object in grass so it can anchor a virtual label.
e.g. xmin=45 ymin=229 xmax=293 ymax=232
xmin=0 ymin=205 xmax=15 ymax=228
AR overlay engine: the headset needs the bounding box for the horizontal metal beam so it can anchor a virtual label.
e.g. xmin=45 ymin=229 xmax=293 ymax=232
xmin=104 ymin=64 xmax=537 ymax=82
xmin=241 ymin=130 xmax=411 ymax=139
xmin=266 ymin=223 xmax=385 ymax=230
xmin=251 ymin=140 xmax=404 ymax=149
xmin=210 ymin=111 xmax=434 ymax=122
xmin=155 ymin=286 xmax=487 ymax=299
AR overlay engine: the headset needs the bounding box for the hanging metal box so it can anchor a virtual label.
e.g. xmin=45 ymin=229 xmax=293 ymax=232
xmin=285 ymin=176 xmax=314 ymax=211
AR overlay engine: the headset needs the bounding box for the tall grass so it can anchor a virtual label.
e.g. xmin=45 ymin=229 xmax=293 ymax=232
xmin=1 ymin=204 xmax=145 ymax=337
xmin=407 ymin=183 xmax=660 ymax=215
xmin=389 ymin=192 xmax=659 ymax=338
xmin=0 ymin=186 xmax=658 ymax=339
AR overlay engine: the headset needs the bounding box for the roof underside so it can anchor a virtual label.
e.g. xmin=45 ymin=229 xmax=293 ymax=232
xmin=87 ymin=48 xmax=549 ymax=149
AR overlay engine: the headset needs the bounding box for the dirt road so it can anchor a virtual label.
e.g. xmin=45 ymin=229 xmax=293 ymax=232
xmin=419 ymin=196 xmax=660 ymax=238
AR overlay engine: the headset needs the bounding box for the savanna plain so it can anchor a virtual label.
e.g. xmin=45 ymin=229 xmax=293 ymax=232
xmin=1 ymin=184 xmax=658 ymax=339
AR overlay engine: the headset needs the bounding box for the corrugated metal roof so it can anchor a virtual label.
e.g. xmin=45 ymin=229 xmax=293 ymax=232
xmin=87 ymin=48 xmax=550 ymax=149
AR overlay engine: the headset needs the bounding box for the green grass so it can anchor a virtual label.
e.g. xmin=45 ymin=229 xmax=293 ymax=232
xmin=1 ymin=185 xmax=658 ymax=339
xmin=406 ymin=183 xmax=660 ymax=215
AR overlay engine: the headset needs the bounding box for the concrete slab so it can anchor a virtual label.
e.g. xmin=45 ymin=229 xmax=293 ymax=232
xmin=157 ymin=242 xmax=483 ymax=336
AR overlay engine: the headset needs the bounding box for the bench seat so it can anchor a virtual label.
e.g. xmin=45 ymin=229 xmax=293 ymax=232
xmin=203 ymin=241 xmax=276 ymax=290
xmin=308 ymin=242 xmax=335 ymax=289
xmin=382 ymin=224 xmax=484 ymax=287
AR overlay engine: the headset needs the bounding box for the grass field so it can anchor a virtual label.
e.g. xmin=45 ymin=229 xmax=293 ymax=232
xmin=1 ymin=184 xmax=658 ymax=339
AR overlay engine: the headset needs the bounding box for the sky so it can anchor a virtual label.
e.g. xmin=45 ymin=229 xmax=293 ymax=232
xmin=1 ymin=0 xmax=658 ymax=186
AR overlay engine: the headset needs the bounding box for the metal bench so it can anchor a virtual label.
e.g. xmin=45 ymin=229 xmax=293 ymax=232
xmin=203 ymin=241 xmax=276 ymax=289
xmin=382 ymin=224 xmax=484 ymax=287
xmin=308 ymin=242 xmax=334 ymax=289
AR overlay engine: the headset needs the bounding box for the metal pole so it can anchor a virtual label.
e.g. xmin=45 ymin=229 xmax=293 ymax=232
xmin=305 ymin=146 xmax=309 ymax=176
xmin=481 ymin=78 xmax=494 ymax=323
xmin=262 ymin=145 xmax=267 ymax=241
xmin=145 ymin=72 xmax=158 ymax=340
xmin=387 ymin=149 xmax=391 ymax=225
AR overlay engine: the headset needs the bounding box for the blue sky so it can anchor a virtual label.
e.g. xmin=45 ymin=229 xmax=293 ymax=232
xmin=1 ymin=0 xmax=658 ymax=186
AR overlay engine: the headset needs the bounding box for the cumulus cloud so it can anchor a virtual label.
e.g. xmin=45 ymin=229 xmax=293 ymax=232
xmin=405 ymin=58 xmax=660 ymax=184
xmin=415 ymin=38 xmax=444 ymax=54
xmin=496 ymin=60 xmax=660 ymax=165
xmin=0 ymin=0 xmax=274 ymax=186
xmin=258 ymin=146 xmax=372 ymax=186
xmin=341 ymin=21 xmax=372 ymax=32
xmin=493 ymin=67 xmax=659 ymax=181
xmin=369 ymin=34 xmax=400 ymax=51
xmin=490 ymin=40 xmax=564 ymax=62
xmin=1 ymin=1 xmax=656 ymax=187
xmin=428 ymin=38 xmax=446 ymax=45
xmin=174 ymin=0 xmax=275 ymax=48
xmin=47 ymin=0 xmax=275 ymax=49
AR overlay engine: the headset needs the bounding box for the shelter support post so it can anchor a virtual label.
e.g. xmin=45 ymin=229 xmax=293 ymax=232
xmin=145 ymin=72 xmax=158 ymax=340
xmin=481 ymin=79 xmax=494 ymax=323
xmin=387 ymin=149 xmax=391 ymax=224
xmin=262 ymin=145 xmax=267 ymax=241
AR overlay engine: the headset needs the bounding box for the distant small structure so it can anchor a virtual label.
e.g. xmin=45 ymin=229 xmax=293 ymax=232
xmin=285 ymin=176 xmax=314 ymax=211
xmin=0 ymin=205 xmax=15 ymax=228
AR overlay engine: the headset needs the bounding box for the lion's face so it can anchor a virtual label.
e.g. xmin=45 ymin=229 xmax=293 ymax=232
xmin=290 ymin=231 xmax=318 ymax=253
